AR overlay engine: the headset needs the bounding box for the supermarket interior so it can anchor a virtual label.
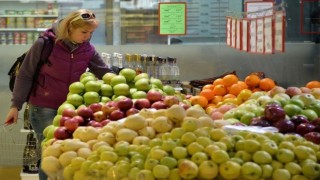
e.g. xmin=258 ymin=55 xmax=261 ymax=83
xmin=0 ymin=0 xmax=320 ymax=180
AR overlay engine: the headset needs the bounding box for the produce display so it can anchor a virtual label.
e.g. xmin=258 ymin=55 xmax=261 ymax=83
xmin=40 ymin=69 xmax=320 ymax=180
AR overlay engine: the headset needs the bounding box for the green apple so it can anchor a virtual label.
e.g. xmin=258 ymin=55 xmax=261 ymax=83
xmin=198 ymin=160 xmax=218 ymax=179
xmin=161 ymin=139 xmax=176 ymax=152
xmin=69 ymin=81 xmax=85 ymax=94
xmin=210 ymin=128 xmax=227 ymax=141
xmin=219 ymin=136 xmax=235 ymax=151
xmin=291 ymin=174 xmax=310 ymax=180
xmin=100 ymin=84 xmax=113 ymax=97
xmin=289 ymin=98 xmax=305 ymax=108
xmin=84 ymin=80 xmax=101 ymax=92
xmin=80 ymin=71 xmax=95 ymax=80
xmin=172 ymin=146 xmax=188 ymax=160
xmin=240 ymin=112 xmax=256 ymax=125
xmin=229 ymin=157 xmax=244 ymax=165
xmin=181 ymin=132 xmax=197 ymax=146
xmin=261 ymin=140 xmax=279 ymax=155
xmin=102 ymin=72 xmax=117 ymax=85
xmin=168 ymin=168 xmax=181 ymax=180
xmin=301 ymin=161 xmax=320 ymax=179
xmin=132 ymin=90 xmax=147 ymax=99
xmin=241 ymin=162 xmax=262 ymax=180
xmin=301 ymin=109 xmax=318 ymax=121
xmin=272 ymin=168 xmax=291 ymax=180
xmin=191 ymin=151 xmax=208 ymax=165
xmin=243 ymin=139 xmax=261 ymax=153
xmin=196 ymin=136 xmax=212 ymax=148
xmin=52 ymin=114 xmax=62 ymax=127
xmin=149 ymin=148 xmax=168 ymax=161
xmin=152 ymin=164 xmax=170 ymax=179
xmin=100 ymin=151 xmax=118 ymax=163
xmin=83 ymin=91 xmax=100 ymax=105
xmin=261 ymin=164 xmax=273 ymax=179
xmin=100 ymin=96 xmax=111 ymax=103
xmin=113 ymin=83 xmax=130 ymax=96
xmin=163 ymin=85 xmax=175 ymax=95
xmin=57 ymin=102 xmax=75 ymax=115
xmin=293 ymin=145 xmax=314 ymax=161
xmin=234 ymin=150 xmax=252 ymax=162
xmin=204 ymin=144 xmax=221 ymax=156
xmin=110 ymin=75 xmax=127 ymax=87
xmin=276 ymin=149 xmax=295 ymax=163
xmin=252 ymin=150 xmax=273 ymax=164
xmin=136 ymin=169 xmax=155 ymax=180
xmin=178 ymin=159 xmax=198 ymax=180
xmin=135 ymin=78 xmax=151 ymax=91
xmin=211 ymin=149 xmax=230 ymax=164
xmin=128 ymin=167 xmax=140 ymax=180
xmin=285 ymin=162 xmax=302 ymax=176
xmin=181 ymin=117 xmax=198 ymax=132
xmin=212 ymin=142 xmax=227 ymax=151
xmin=66 ymin=93 xmax=84 ymax=107
xmin=235 ymin=140 xmax=246 ymax=151
xmin=298 ymin=93 xmax=316 ymax=106
xmin=219 ymin=160 xmax=241 ymax=180
xmin=279 ymin=141 xmax=295 ymax=151
xmin=119 ymin=68 xmax=136 ymax=82
xmin=80 ymin=75 xmax=95 ymax=85
xmin=269 ymin=132 xmax=285 ymax=145
xmin=271 ymin=160 xmax=284 ymax=170
xmin=150 ymin=77 xmax=163 ymax=89
xmin=284 ymin=104 xmax=302 ymax=117
xmin=160 ymin=156 xmax=178 ymax=169
xmin=306 ymin=101 xmax=320 ymax=117
xmin=134 ymin=73 xmax=149 ymax=82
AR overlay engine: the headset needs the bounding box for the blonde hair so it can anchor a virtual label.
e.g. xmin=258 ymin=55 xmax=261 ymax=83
xmin=56 ymin=9 xmax=99 ymax=42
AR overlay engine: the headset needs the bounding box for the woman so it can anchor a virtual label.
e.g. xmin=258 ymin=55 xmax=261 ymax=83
xmin=4 ymin=9 xmax=113 ymax=180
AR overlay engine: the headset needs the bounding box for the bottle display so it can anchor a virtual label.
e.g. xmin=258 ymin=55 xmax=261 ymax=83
xmin=134 ymin=54 xmax=143 ymax=74
xmin=23 ymin=104 xmax=32 ymax=130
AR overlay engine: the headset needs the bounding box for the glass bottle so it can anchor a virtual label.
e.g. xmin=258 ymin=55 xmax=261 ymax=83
xmin=156 ymin=57 xmax=164 ymax=79
xmin=141 ymin=54 xmax=148 ymax=74
xmin=125 ymin=53 xmax=134 ymax=69
xmin=159 ymin=57 xmax=168 ymax=85
xmin=166 ymin=57 xmax=175 ymax=85
xmin=101 ymin=52 xmax=112 ymax=68
xmin=172 ymin=58 xmax=181 ymax=88
xmin=151 ymin=55 xmax=158 ymax=78
xmin=23 ymin=104 xmax=32 ymax=130
xmin=134 ymin=54 xmax=143 ymax=74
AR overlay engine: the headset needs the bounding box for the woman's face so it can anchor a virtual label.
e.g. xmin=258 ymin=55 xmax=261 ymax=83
xmin=70 ymin=26 xmax=96 ymax=44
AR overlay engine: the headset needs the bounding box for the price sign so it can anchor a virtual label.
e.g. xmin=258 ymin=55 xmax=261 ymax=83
xmin=158 ymin=2 xmax=187 ymax=35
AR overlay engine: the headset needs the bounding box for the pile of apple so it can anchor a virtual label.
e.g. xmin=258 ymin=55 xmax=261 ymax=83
xmin=41 ymin=104 xmax=320 ymax=180
xmin=42 ymin=68 xmax=191 ymax=143
xmin=212 ymin=86 xmax=320 ymax=144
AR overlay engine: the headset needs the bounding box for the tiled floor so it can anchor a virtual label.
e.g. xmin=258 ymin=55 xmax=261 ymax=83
xmin=0 ymin=166 xmax=21 ymax=180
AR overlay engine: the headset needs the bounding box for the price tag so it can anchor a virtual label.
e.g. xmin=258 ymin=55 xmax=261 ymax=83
xmin=158 ymin=2 xmax=186 ymax=35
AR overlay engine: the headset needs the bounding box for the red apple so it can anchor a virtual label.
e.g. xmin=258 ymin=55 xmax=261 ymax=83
xmin=179 ymin=102 xmax=190 ymax=110
xmin=285 ymin=87 xmax=302 ymax=97
xmin=64 ymin=118 xmax=79 ymax=132
xmin=71 ymin=115 xmax=85 ymax=126
xmin=134 ymin=99 xmax=151 ymax=110
xmin=117 ymin=97 xmax=133 ymax=112
xmin=93 ymin=111 xmax=107 ymax=122
xmin=264 ymin=104 xmax=286 ymax=123
xmin=125 ymin=107 xmax=140 ymax=117
xmin=290 ymin=115 xmax=309 ymax=127
xmin=77 ymin=107 xmax=94 ymax=120
xmin=151 ymin=101 xmax=168 ymax=110
xmin=62 ymin=108 xmax=77 ymax=118
xmin=87 ymin=120 xmax=103 ymax=127
xmin=89 ymin=103 xmax=103 ymax=113
xmin=109 ymin=109 xmax=125 ymax=120
xmin=101 ymin=119 xmax=111 ymax=126
xmin=59 ymin=116 xmax=71 ymax=127
xmin=147 ymin=90 xmax=163 ymax=102
xmin=274 ymin=119 xmax=295 ymax=133
xmin=296 ymin=123 xmax=316 ymax=136
xmin=54 ymin=127 xmax=72 ymax=140
xmin=101 ymin=102 xmax=118 ymax=116
xmin=304 ymin=132 xmax=320 ymax=144
xmin=163 ymin=95 xmax=179 ymax=107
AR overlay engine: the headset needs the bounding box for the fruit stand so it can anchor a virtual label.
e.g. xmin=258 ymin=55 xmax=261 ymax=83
xmin=37 ymin=69 xmax=320 ymax=180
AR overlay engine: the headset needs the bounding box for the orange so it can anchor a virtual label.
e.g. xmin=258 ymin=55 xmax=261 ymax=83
xmin=213 ymin=84 xmax=227 ymax=96
xmin=306 ymin=81 xmax=320 ymax=89
xmin=244 ymin=74 xmax=261 ymax=88
xmin=259 ymin=78 xmax=276 ymax=91
xmin=213 ymin=78 xmax=225 ymax=86
xmin=229 ymin=82 xmax=246 ymax=96
xmin=190 ymin=95 xmax=208 ymax=108
xmin=202 ymin=84 xmax=215 ymax=91
xmin=222 ymin=74 xmax=239 ymax=87
xmin=199 ymin=89 xmax=215 ymax=101
xmin=237 ymin=81 xmax=248 ymax=89
xmin=211 ymin=95 xmax=223 ymax=104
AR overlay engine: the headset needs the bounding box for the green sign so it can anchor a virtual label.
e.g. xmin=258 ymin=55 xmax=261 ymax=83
xmin=158 ymin=3 xmax=186 ymax=35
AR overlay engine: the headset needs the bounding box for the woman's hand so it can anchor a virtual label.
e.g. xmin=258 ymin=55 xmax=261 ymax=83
xmin=5 ymin=107 xmax=19 ymax=125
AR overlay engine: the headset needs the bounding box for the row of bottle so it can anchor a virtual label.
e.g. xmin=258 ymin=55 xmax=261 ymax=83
xmin=102 ymin=52 xmax=181 ymax=88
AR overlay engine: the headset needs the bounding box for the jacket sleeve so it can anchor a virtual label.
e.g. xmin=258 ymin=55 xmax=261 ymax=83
xmin=11 ymin=38 xmax=45 ymax=110
xmin=88 ymin=50 xmax=114 ymax=79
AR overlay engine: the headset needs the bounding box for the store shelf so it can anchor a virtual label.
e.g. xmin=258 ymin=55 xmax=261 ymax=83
xmin=0 ymin=14 xmax=57 ymax=18
xmin=0 ymin=28 xmax=47 ymax=32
